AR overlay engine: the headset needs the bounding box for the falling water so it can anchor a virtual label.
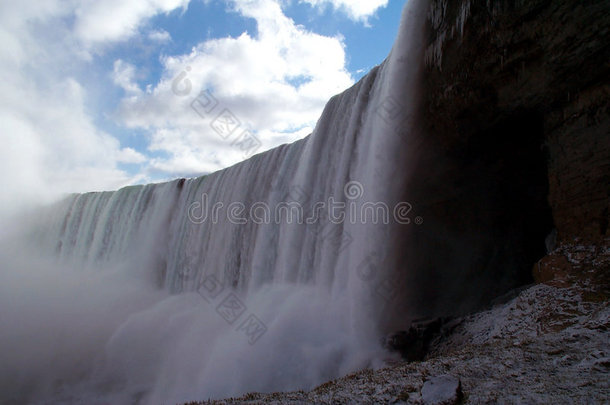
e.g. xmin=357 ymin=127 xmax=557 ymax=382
xmin=0 ymin=1 xmax=430 ymax=403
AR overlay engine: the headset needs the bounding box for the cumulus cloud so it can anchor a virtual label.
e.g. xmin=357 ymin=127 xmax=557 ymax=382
xmin=0 ymin=0 xmax=155 ymax=215
xmin=148 ymin=29 xmax=172 ymax=43
xmin=0 ymin=74 xmax=144 ymax=212
xmin=300 ymin=0 xmax=389 ymax=22
xmin=113 ymin=60 xmax=143 ymax=94
xmin=74 ymin=0 xmax=189 ymax=44
xmin=113 ymin=0 xmax=354 ymax=177
xmin=0 ymin=0 xmax=359 ymax=214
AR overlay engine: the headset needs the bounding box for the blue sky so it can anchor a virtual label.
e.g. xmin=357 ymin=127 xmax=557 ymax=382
xmin=0 ymin=0 xmax=406 ymax=208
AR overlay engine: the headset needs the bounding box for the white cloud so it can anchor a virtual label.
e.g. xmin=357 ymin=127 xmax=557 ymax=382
xmin=114 ymin=0 xmax=355 ymax=177
xmin=0 ymin=0 xmax=361 ymax=212
xmin=0 ymin=0 xmax=147 ymax=215
xmin=0 ymin=75 xmax=143 ymax=211
xmin=113 ymin=60 xmax=142 ymax=94
xmin=0 ymin=0 xmax=200 ymax=213
xmin=74 ymin=0 xmax=189 ymax=44
xmin=116 ymin=147 xmax=148 ymax=164
xmin=148 ymin=29 xmax=172 ymax=43
xmin=300 ymin=0 xmax=389 ymax=22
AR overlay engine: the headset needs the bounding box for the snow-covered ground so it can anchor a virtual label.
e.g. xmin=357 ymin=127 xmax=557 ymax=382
xmin=195 ymin=244 xmax=609 ymax=404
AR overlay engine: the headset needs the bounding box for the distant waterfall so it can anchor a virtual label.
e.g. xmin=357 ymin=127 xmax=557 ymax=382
xmin=1 ymin=1 xmax=430 ymax=404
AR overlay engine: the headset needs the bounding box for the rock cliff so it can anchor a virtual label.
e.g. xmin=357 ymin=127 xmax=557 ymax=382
xmin=426 ymin=0 xmax=609 ymax=244
xmin=396 ymin=0 xmax=609 ymax=321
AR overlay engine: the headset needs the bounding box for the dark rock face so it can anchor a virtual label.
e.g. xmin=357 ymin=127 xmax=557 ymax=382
xmin=390 ymin=0 xmax=609 ymax=325
xmin=425 ymin=0 xmax=609 ymax=243
xmin=383 ymin=317 xmax=462 ymax=361
xmin=383 ymin=318 xmax=443 ymax=361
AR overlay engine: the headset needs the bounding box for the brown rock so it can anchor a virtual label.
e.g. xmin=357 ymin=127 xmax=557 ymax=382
xmin=533 ymin=255 xmax=572 ymax=287
xmin=423 ymin=0 xmax=610 ymax=246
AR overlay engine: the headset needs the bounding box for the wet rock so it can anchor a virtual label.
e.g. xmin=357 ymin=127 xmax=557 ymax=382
xmin=533 ymin=254 xmax=572 ymax=287
xmin=384 ymin=318 xmax=443 ymax=361
xmin=384 ymin=317 xmax=463 ymax=361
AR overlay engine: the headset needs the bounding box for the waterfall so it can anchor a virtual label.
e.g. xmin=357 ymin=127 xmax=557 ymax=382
xmin=0 ymin=1 xmax=430 ymax=403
